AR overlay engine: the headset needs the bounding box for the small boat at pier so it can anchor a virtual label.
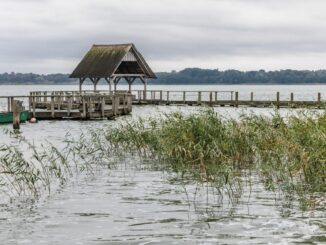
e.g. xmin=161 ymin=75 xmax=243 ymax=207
xmin=0 ymin=111 xmax=29 ymax=124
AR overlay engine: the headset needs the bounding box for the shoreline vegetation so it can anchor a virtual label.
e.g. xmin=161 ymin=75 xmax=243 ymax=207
xmin=1 ymin=68 xmax=326 ymax=85
xmin=0 ymin=109 xmax=325 ymax=210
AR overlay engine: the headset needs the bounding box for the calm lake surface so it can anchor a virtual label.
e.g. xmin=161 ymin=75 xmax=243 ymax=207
xmin=0 ymin=85 xmax=325 ymax=244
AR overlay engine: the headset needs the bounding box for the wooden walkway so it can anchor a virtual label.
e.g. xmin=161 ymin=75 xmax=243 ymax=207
xmin=1 ymin=89 xmax=324 ymax=125
xmin=1 ymin=93 xmax=133 ymax=121
xmin=28 ymin=90 xmax=325 ymax=109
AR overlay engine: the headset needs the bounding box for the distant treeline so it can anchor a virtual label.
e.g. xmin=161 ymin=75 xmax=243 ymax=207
xmin=1 ymin=68 xmax=326 ymax=85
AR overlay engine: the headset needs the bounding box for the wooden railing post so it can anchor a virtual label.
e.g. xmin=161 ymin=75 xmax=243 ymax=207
xmin=215 ymin=92 xmax=217 ymax=102
xmin=67 ymin=95 xmax=72 ymax=116
xmin=143 ymin=90 xmax=146 ymax=100
xmin=183 ymin=91 xmax=186 ymax=104
xmin=28 ymin=96 xmax=32 ymax=112
xmin=290 ymin=93 xmax=294 ymax=103
xmin=250 ymin=92 xmax=254 ymax=102
xmin=167 ymin=91 xmax=170 ymax=104
xmin=51 ymin=95 xmax=54 ymax=118
xmin=317 ymin=92 xmax=321 ymax=108
xmin=235 ymin=92 xmax=239 ymax=107
xmin=89 ymin=96 xmax=93 ymax=119
xmin=7 ymin=97 xmax=11 ymax=112
xmin=198 ymin=91 xmax=201 ymax=104
xmin=101 ymin=96 xmax=105 ymax=118
xmin=138 ymin=90 xmax=141 ymax=103
xmin=160 ymin=90 xmax=163 ymax=102
xmin=209 ymin=92 xmax=213 ymax=106
xmin=32 ymin=96 xmax=36 ymax=117
xmin=82 ymin=96 xmax=86 ymax=119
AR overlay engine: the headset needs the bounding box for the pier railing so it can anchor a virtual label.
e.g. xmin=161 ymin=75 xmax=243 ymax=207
xmin=28 ymin=90 xmax=324 ymax=108
xmin=1 ymin=91 xmax=323 ymax=117
xmin=0 ymin=92 xmax=133 ymax=120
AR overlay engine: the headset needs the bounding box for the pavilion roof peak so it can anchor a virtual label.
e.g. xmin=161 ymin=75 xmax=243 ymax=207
xmin=70 ymin=43 xmax=156 ymax=79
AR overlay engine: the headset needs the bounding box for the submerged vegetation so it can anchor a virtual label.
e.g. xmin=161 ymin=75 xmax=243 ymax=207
xmin=0 ymin=110 xmax=325 ymax=209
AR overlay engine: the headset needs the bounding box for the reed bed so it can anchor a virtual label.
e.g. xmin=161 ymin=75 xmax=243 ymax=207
xmin=92 ymin=109 xmax=325 ymax=208
xmin=0 ymin=110 xmax=325 ymax=209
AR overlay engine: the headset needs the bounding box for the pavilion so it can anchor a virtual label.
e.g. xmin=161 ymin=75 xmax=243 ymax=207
xmin=70 ymin=43 xmax=156 ymax=93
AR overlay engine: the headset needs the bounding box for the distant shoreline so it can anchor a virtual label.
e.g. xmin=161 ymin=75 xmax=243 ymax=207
xmin=1 ymin=68 xmax=326 ymax=85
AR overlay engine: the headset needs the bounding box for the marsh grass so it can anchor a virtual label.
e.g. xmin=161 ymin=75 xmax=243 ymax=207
xmin=0 ymin=109 xmax=325 ymax=210
xmin=0 ymin=129 xmax=102 ymax=201
xmin=82 ymin=109 xmax=325 ymax=209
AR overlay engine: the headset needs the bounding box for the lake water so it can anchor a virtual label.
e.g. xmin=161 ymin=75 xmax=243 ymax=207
xmin=0 ymin=85 xmax=325 ymax=244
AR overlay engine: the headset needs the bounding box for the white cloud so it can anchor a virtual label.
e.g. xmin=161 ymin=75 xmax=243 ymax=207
xmin=0 ymin=0 xmax=325 ymax=73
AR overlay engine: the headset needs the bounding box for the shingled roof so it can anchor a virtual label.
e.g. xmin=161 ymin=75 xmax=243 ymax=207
xmin=70 ymin=43 xmax=156 ymax=79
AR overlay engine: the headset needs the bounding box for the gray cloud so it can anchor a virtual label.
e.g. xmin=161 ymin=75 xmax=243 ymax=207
xmin=0 ymin=0 xmax=326 ymax=73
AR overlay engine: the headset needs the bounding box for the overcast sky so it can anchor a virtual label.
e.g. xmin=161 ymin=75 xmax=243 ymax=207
xmin=0 ymin=0 xmax=325 ymax=74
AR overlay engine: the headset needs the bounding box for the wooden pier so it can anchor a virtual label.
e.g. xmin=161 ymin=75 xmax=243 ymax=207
xmin=1 ymin=89 xmax=324 ymax=126
xmin=29 ymin=90 xmax=323 ymax=109
xmin=1 ymin=92 xmax=133 ymax=121
xmin=132 ymin=90 xmax=324 ymax=108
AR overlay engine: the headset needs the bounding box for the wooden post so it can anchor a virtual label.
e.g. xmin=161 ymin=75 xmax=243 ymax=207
xmin=183 ymin=91 xmax=186 ymax=104
xmin=215 ymin=92 xmax=217 ymax=102
xmin=44 ymin=92 xmax=47 ymax=102
xmin=167 ymin=91 xmax=170 ymax=104
xmin=67 ymin=96 xmax=72 ymax=116
xmin=160 ymin=90 xmax=163 ymax=102
xmin=143 ymin=78 xmax=147 ymax=100
xmin=209 ymin=92 xmax=213 ymax=106
xmin=290 ymin=93 xmax=294 ymax=103
xmin=101 ymin=97 xmax=105 ymax=118
xmin=7 ymin=97 xmax=11 ymax=112
xmin=93 ymin=78 xmax=99 ymax=92
xmin=127 ymin=94 xmax=132 ymax=112
xmin=128 ymin=82 xmax=132 ymax=93
xmin=82 ymin=96 xmax=86 ymax=119
xmin=198 ymin=91 xmax=201 ymax=104
xmin=32 ymin=96 xmax=36 ymax=117
xmin=276 ymin=92 xmax=280 ymax=109
xmin=28 ymin=96 xmax=32 ymax=112
xmin=58 ymin=92 xmax=62 ymax=110
xmin=89 ymin=96 xmax=93 ymax=119
xmin=12 ymin=100 xmax=21 ymax=130
xmin=138 ymin=90 xmax=141 ymax=103
xmin=250 ymin=92 xmax=254 ymax=102
xmin=112 ymin=95 xmax=119 ymax=116
xmin=79 ymin=78 xmax=85 ymax=93
xmin=235 ymin=92 xmax=239 ymax=107
xmin=317 ymin=92 xmax=321 ymax=108
xmin=51 ymin=96 xmax=54 ymax=118
xmin=105 ymin=77 xmax=113 ymax=93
